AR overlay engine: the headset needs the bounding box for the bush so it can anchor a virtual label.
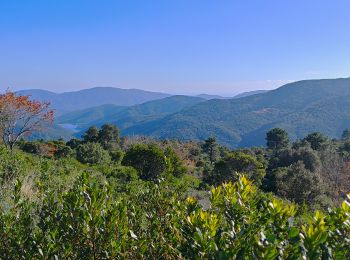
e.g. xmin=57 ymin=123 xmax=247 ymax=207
xmin=0 ymin=146 xmax=27 ymax=184
xmin=122 ymin=144 xmax=166 ymax=181
xmin=205 ymin=151 xmax=266 ymax=186
xmin=164 ymin=147 xmax=187 ymax=177
xmin=269 ymin=146 xmax=320 ymax=172
xmin=76 ymin=142 xmax=111 ymax=164
xmin=268 ymin=161 xmax=325 ymax=206
xmin=109 ymin=149 xmax=124 ymax=164
xmin=54 ymin=145 xmax=73 ymax=159
xmin=0 ymin=174 xmax=349 ymax=258
xmin=302 ymin=132 xmax=328 ymax=151
xmin=19 ymin=141 xmax=56 ymax=157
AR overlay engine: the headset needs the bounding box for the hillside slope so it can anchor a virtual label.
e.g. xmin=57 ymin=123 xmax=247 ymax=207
xmin=122 ymin=78 xmax=350 ymax=147
xmin=57 ymin=95 xmax=205 ymax=136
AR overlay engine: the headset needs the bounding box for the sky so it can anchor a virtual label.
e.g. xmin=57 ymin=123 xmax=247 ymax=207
xmin=1 ymin=0 xmax=350 ymax=96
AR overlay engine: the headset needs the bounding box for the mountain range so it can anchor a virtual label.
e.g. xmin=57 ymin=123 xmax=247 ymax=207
xmin=122 ymin=78 xmax=350 ymax=148
xmin=17 ymin=87 xmax=172 ymax=114
xmin=56 ymin=95 xmax=205 ymax=132
xmin=16 ymin=78 xmax=350 ymax=147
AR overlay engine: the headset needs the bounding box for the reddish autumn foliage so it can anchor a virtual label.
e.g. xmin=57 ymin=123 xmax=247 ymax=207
xmin=0 ymin=90 xmax=54 ymax=150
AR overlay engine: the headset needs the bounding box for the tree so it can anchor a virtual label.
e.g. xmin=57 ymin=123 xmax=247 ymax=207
xmin=109 ymin=149 xmax=124 ymax=164
xmin=164 ymin=147 xmax=187 ymax=177
xmin=268 ymin=146 xmax=320 ymax=172
xmin=53 ymin=141 xmax=73 ymax=159
xmin=318 ymin=144 xmax=349 ymax=202
xmin=341 ymin=129 xmax=350 ymax=141
xmin=76 ymin=142 xmax=111 ymax=164
xmin=0 ymin=90 xmax=54 ymax=150
xmin=66 ymin=138 xmax=81 ymax=149
xmin=98 ymin=124 xmax=120 ymax=150
xmin=302 ymin=132 xmax=328 ymax=151
xmin=83 ymin=126 xmax=99 ymax=143
xmin=269 ymin=161 xmax=324 ymax=205
xmin=122 ymin=144 xmax=166 ymax=181
xmin=340 ymin=141 xmax=350 ymax=155
xmin=206 ymin=151 xmax=266 ymax=186
xmin=266 ymin=128 xmax=290 ymax=150
xmin=202 ymin=137 xmax=219 ymax=165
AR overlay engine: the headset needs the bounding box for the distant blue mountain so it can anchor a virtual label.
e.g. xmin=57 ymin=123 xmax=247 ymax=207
xmin=233 ymin=90 xmax=268 ymax=99
xmin=17 ymin=87 xmax=171 ymax=114
xmin=196 ymin=94 xmax=230 ymax=100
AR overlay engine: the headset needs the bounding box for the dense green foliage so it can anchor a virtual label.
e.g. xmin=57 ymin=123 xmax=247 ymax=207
xmin=76 ymin=142 xmax=111 ymax=164
xmin=122 ymin=144 xmax=167 ymax=181
xmin=268 ymin=161 xmax=324 ymax=205
xmin=202 ymin=137 xmax=219 ymax=165
xmin=205 ymin=151 xmax=265 ymax=186
xmin=302 ymin=132 xmax=328 ymax=151
xmin=0 ymin=124 xmax=350 ymax=258
xmin=266 ymin=128 xmax=290 ymax=150
xmin=0 ymin=170 xmax=349 ymax=258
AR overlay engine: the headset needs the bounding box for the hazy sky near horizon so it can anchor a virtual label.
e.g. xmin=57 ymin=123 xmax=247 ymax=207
xmin=1 ymin=1 xmax=350 ymax=95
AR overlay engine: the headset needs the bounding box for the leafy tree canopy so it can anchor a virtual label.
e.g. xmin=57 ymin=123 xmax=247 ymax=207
xmin=205 ymin=151 xmax=266 ymax=186
xmin=302 ymin=132 xmax=328 ymax=151
xmin=122 ymin=143 xmax=167 ymax=181
xmin=76 ymin=142 xmax=111 ymax=164
xmin=266 ymin=128 xmax=290 ymax=151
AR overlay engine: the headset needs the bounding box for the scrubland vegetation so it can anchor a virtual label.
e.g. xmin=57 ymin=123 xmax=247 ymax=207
xmin=0 ymin=125 xmax=350 ymax=258
xmin=0 ymin=91 xmax=350 ymax=258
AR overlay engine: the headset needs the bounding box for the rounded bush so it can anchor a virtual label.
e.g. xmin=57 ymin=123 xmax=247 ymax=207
xmin=76 ymin=142 xmax=111 ymax=164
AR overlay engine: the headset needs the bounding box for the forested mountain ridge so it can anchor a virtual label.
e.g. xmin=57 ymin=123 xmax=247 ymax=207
xmin=56 ymin=104 xmax=126 ymax=127
xmin=16 ymin=87 xmax=263 ymax=116
xmin=18 ymin=78 xmax=350 ymax=147
xmin=57 ymin=95 xmax=205 ymax=134
xmin=122 ymin=78 xmax=350 ymax=147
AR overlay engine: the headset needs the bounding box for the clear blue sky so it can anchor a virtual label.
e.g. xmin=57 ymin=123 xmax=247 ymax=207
xmin=1 ymin=0 xmax=350 ymax=95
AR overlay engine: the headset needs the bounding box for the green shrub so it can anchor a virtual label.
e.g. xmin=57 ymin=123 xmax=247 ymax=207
xmin=205 ymin=151 xmax=266 ymax=186
xmin=268 ymin=161 xmax=325 ymax=207
xmin=76 ymin=142 xmax=111 ymax=165
xmin=164 ymin=147 xmax=187 ymax=177
xmin=0 ymin=174 xmax=349 ymax=258
xmin=109 ymin=149 xmax=124 ymax=164
xmin=122 ymin=144 xmax=166 ymax=181
xmin=0 ymin=146 xmax=27 ymax=184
